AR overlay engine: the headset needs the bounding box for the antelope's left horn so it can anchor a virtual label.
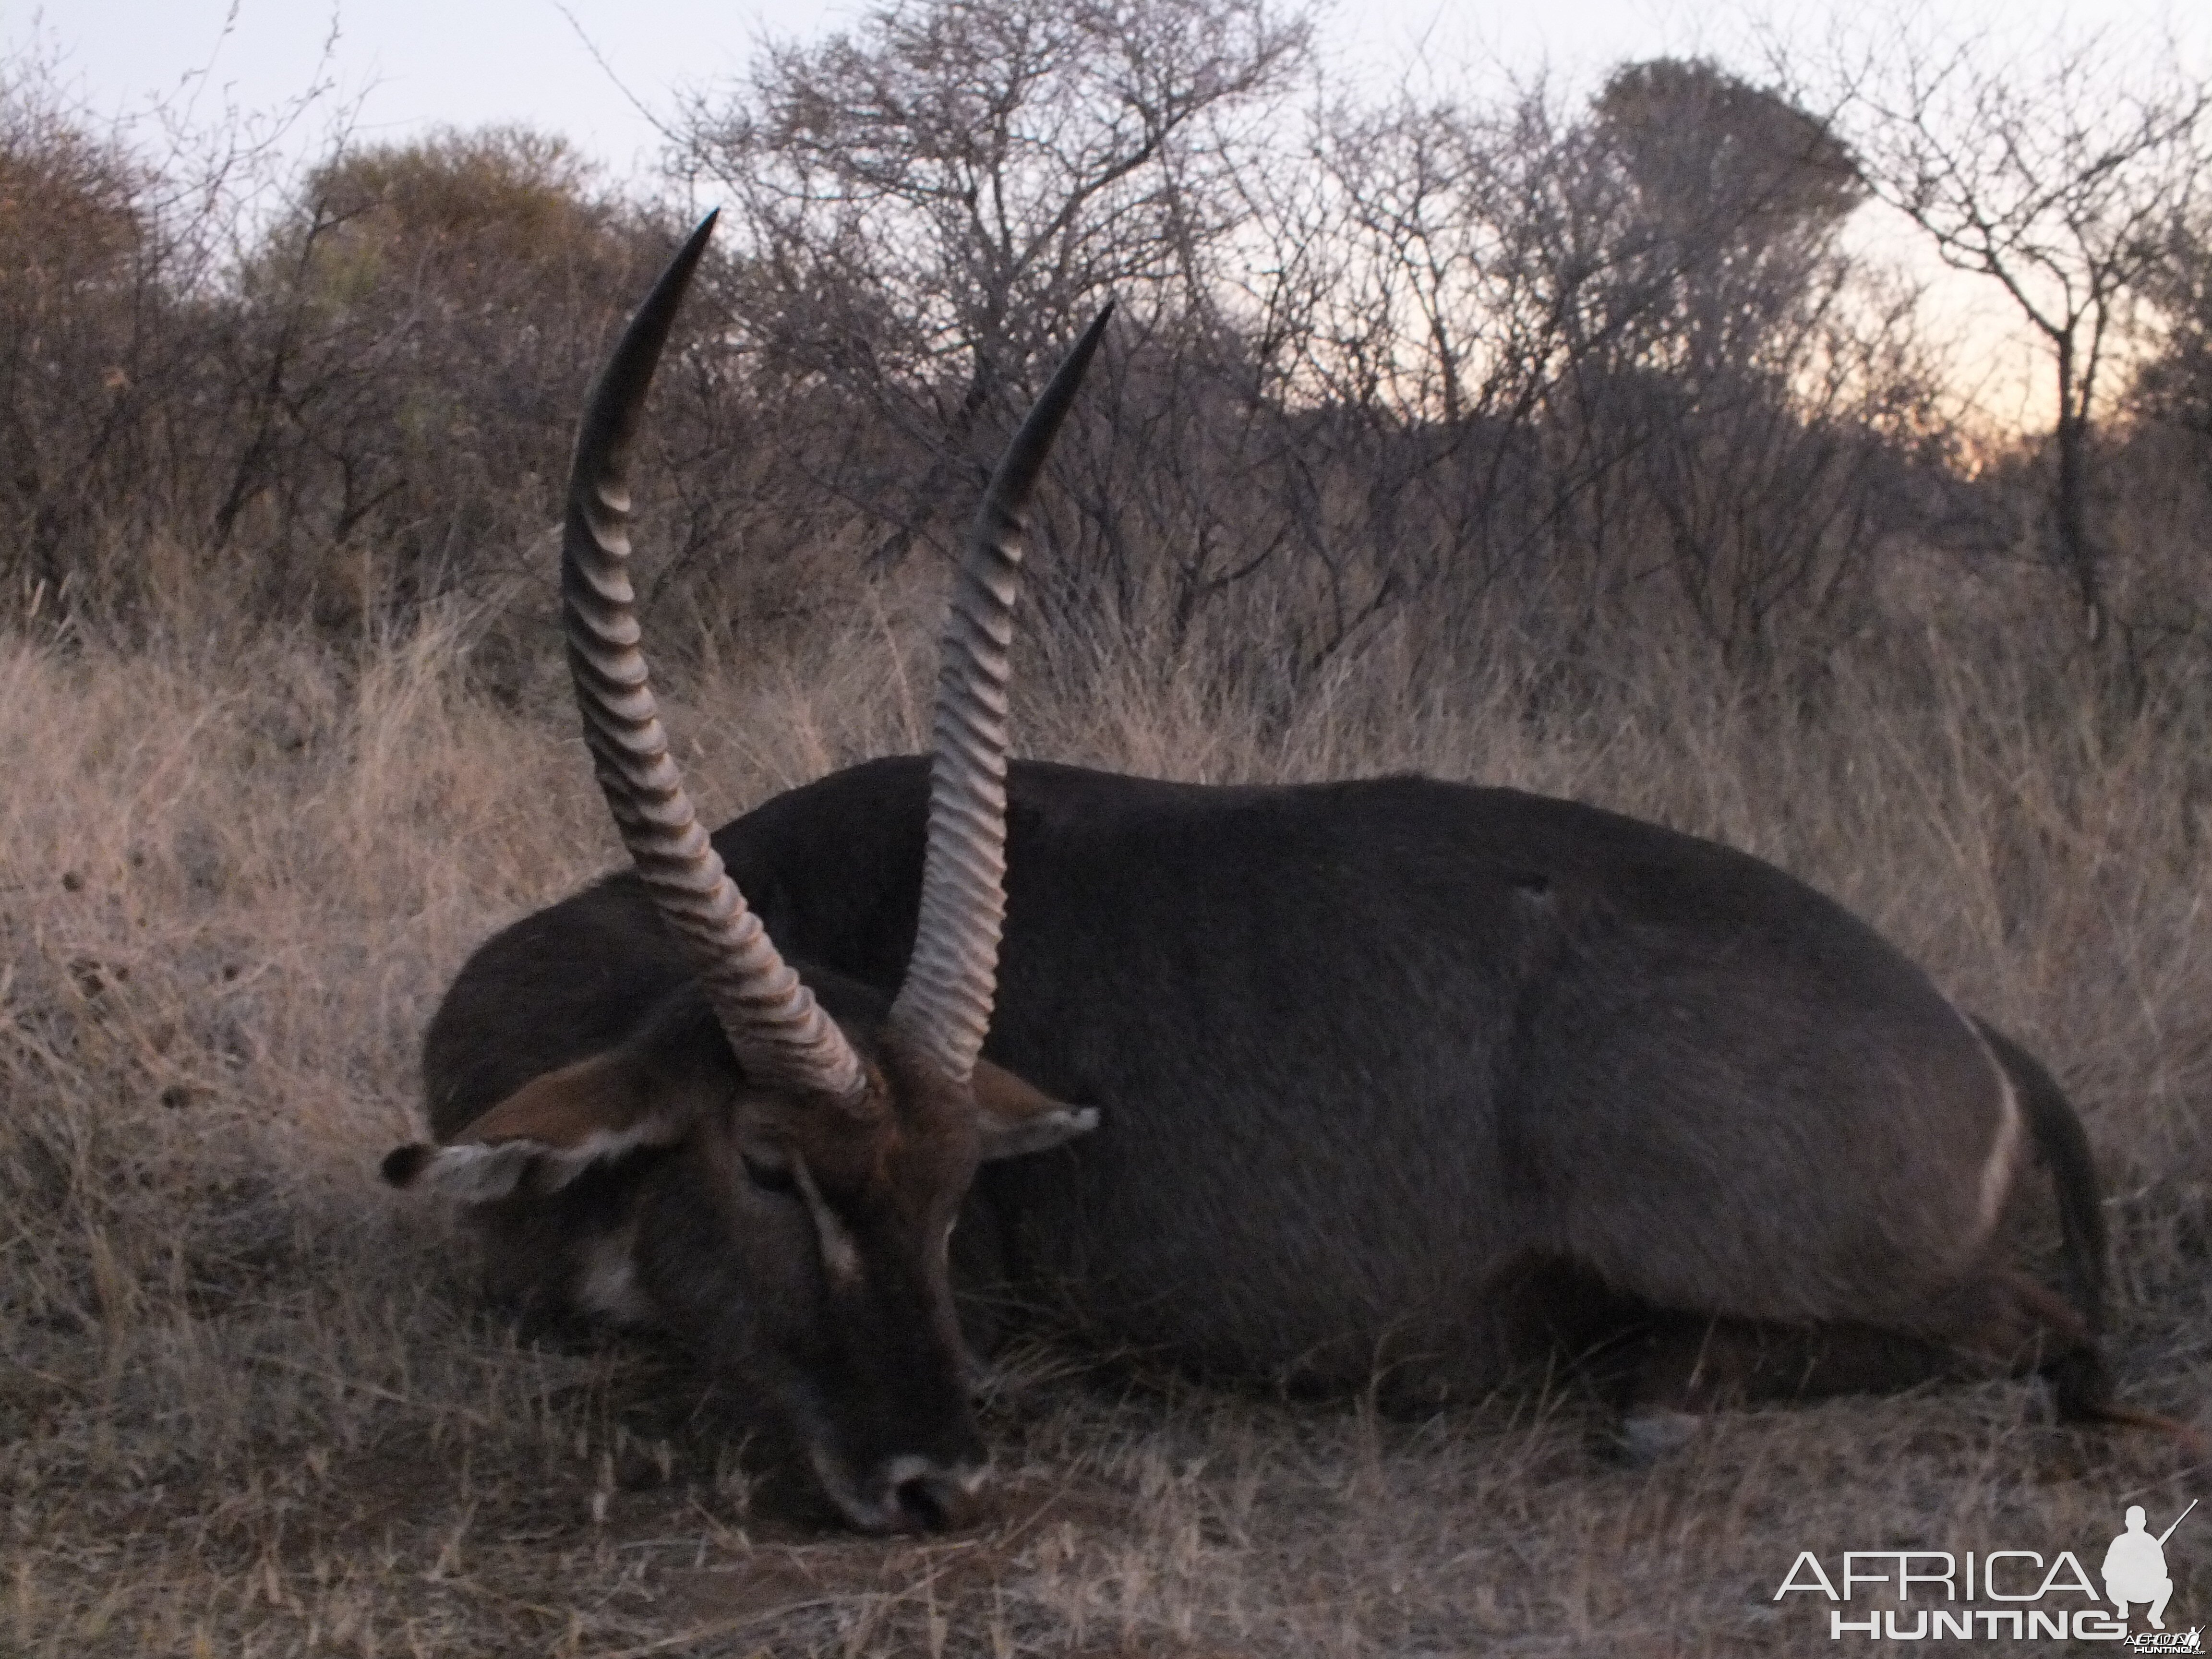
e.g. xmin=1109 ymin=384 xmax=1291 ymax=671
xmin=889 ymin=307 xmax=1113 ymax=1086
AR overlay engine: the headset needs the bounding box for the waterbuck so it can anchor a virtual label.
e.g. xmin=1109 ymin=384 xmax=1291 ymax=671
xmin=387 ymin=216 xmax=2154 ymax=1533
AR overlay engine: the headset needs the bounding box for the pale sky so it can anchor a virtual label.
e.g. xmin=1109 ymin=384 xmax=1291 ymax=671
xmin=14 ymin=0 xmax=2204 ymax=184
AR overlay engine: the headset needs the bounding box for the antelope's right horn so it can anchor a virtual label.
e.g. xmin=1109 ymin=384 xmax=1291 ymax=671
xmin=562 ymin=212 xmax=867 ymax=1105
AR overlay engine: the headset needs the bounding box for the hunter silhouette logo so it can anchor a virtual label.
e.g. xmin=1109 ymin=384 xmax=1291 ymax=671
xmin=2107 ymin=1500 xmax=2195 ymax=1635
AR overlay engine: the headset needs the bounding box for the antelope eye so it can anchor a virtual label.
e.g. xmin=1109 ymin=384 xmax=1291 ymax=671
xmin=740 ymin=1152 xmax=798 ymax=1196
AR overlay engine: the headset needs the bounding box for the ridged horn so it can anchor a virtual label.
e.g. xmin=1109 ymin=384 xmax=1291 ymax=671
xmin=563 ymin=212 xmax=866 ymax=1104
xmin=888 ymin=307 xmax=1113 ymax=1086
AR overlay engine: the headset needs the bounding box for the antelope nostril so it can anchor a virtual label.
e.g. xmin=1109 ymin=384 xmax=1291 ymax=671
xmin=895 ymin=1473 xmax=952 ymax=1530
xmin=888 ymin=1463 xmax=987 ymax=1532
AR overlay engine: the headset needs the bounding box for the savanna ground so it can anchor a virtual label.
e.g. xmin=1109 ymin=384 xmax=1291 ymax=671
xmin=4 ymin=574 xmax=2209 ymax=1657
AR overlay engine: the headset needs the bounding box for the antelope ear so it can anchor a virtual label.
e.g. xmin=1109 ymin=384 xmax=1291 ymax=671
xmin=972 ymin=1057 xmax=1098 ymax=1161
xmin=383 ymin=1048 xmax=697 ymax=1202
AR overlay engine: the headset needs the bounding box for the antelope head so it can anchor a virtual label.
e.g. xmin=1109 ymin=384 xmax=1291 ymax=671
xmin=385 ymin=215 xmax=1107 ymax=1531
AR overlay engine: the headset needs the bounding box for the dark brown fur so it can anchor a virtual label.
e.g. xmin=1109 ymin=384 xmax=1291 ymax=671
xmin=416 ymin=757 xmax=2144 ymax=1467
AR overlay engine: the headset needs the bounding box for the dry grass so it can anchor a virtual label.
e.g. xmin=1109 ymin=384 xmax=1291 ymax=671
xmin=4 ymin=598 xmax=2209 ymax=1656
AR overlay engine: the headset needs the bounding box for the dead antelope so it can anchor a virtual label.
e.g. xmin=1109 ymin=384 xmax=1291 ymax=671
xmin=387 ymin=215 xmax=2163 ymax=1533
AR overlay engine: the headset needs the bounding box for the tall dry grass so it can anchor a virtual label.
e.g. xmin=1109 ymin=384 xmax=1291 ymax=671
xmin=3 ymin=589 xmax=2207 ymax=1655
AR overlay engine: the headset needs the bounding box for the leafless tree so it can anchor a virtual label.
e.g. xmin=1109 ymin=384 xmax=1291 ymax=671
xmin=1780 ymin=24 xmax=2211 ymax=636
xmin=673 ymin=0 xmax=1312 ymax=569
xmin=1189 ymin=62 xmax=1945 ymax=677
xmin=0 ymin=26 xmax=2111 ymax=695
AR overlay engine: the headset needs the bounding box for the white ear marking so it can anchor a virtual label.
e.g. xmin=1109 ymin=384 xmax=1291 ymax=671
xmin=398 ymin=1139 xmax=543 ymax=1202
xmin=978 ymin=1103 xmax=1099 ymax=1162
xmin=393 ymin=1117 xmax=679 ymax=1204
xmin=793 ymin=1155 xmax=865 ymax=1286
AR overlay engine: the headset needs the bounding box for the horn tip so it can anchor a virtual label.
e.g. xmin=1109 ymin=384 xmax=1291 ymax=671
xmin=681 ymin=207 xmax=721 ymax=257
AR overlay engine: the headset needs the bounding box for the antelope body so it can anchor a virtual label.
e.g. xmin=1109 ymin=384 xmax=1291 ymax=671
xmin=389 ymin=218 xmax=2131 ymax=1533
